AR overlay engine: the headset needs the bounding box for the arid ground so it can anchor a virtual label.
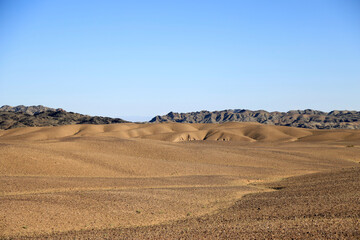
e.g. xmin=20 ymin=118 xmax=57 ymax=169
xmin=0 ymin=122 xmax=359 ymax=239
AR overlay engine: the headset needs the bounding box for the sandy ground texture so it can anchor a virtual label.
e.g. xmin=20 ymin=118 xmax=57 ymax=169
xmin=0 ymin=122 xmax=360 ymax=238
xmin=17 ymin=167 xmax=360 ymax=240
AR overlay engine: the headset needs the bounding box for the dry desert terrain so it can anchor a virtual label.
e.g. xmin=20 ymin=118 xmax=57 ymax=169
xmin=0 ymin=122 xmax=359 ymax=239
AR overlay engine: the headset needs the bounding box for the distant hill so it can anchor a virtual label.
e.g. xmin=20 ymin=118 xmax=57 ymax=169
xmin=0 ymin=105 xmax=62 ymax=115
xmin=150 ymin=109 xmax=360 ymax=129
xmin=0 ymin=105 xmax=127 ymax=130
xmin=2 ymin=106 xmax=360 ymax=130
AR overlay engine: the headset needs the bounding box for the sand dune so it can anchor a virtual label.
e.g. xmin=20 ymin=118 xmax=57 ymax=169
xmin=0 ymin=123 xmax=359 ymax=238
xmin=1 ymin=122 xmax=359 ymax=143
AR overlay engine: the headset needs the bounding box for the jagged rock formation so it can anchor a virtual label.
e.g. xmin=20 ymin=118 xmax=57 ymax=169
xmin=150 ymin=109 xmax=360 ymax=129
xmin=0 ymin=105 xmax=127 ymax=130
xmin=2 ymin=105 xmax=360 ymax=130
xmin=0 ymin=105 xmax=63 ymax=115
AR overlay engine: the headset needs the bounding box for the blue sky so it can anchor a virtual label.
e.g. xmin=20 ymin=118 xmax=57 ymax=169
xmin=0 ymin=0 xmax=359 ymax=121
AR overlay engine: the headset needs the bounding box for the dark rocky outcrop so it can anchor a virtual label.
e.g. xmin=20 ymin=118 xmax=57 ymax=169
xmin=150 ymin=109 xmax=360 ymax=129
xmin=0 ymin=105 xmax=127 ymax=130
xmin=2 ymin=105 xmax=359 ymax=130
xmin=0 ymin=105 xmax=64 ymax=115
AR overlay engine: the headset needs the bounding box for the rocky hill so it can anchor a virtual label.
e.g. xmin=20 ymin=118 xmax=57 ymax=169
xmin=2 ymin=106 xmax=360 ymax=130
xmin=0 ymin=105 xmax=63 ymax=115
xmin=150 ymin=109 xmax=360 ymax=129
xmin=0 ymin=105 xmax=127 ymax=130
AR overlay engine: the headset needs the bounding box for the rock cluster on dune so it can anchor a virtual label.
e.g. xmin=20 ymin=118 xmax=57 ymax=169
xmin=0 ymin=105 xmax=127 ymax=130
xmin=150 ymin=109 xmax=360 ymax=129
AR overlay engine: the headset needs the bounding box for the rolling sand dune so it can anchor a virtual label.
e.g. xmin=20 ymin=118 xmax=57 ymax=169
xmin=1 ymin=122 xmax=360 ymax=142
xmin=0 ymin=123 xmax=360 ymax=238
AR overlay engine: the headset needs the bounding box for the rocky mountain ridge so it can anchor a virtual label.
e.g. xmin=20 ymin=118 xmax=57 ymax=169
xmin=2 ymin=105 xmax=360 ymax=130
xmin=0 ymin=105 xmax=127 ymax=130
xmin=150 ymin=109 xmax=360 ymax=129
xmin=0 ymin=105 xmax=64 ymax=115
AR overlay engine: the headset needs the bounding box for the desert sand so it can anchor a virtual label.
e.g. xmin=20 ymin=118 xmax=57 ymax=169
xmin=0 ymin=122 xmax=359 ymax=239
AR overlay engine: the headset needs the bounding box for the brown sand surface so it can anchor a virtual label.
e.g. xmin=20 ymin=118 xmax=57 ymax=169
xmin=0 ymin=123 xmax=359 ymax=238
xmin=21 ymin=167 xmax=360 ymax=240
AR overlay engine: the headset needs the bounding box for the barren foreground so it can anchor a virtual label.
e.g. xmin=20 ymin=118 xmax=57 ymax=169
xmin=22 ymin=167 xmax=360 ymax=240
xmin=0 ymin=122 xmax=359 ymax=239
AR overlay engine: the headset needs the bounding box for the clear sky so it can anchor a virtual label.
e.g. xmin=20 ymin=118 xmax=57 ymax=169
xmin=0 ymin=0 xmax=359 ymax=121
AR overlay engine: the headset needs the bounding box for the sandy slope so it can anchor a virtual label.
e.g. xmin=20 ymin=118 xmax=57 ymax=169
xmin=0 ymin=123 xmax=359 ymax=238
